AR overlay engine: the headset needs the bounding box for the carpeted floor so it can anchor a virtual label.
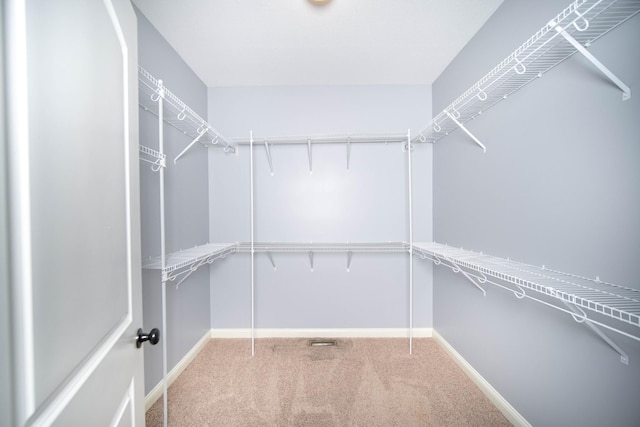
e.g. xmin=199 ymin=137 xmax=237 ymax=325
xmin=146 ymin=338 xmax=511 ymax=426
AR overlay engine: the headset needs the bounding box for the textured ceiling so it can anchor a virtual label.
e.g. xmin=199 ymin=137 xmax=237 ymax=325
xmin=132 ymin=0 xmax=503 ymax=87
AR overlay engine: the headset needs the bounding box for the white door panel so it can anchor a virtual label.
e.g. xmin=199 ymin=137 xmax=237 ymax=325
xmin=5 ymin=0 xmax=144 ymax=425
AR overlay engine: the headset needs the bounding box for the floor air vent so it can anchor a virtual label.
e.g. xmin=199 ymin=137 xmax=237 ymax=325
xmin=309 ymin=339 xmax=337 ymax=347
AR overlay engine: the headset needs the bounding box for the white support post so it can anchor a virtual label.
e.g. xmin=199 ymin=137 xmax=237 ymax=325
xmin=250 ymin=131 xmax=255 ymax=356
xmin=308 ymin=251 xmax=314 ymax=272
xmin=445 ymin=111 xmax=487 ymax=152
xmin=407 ymin=129 xmax=413 ymax=355
xmin=174 ymin=126 xmax=207 ymax=164
xmin=346 ymin=251 xmax=353 ymax=272
xmin=156 ymin=80 xmax=168 ymax=427
xmin=552 ymin=22 xmax=631 ymax=101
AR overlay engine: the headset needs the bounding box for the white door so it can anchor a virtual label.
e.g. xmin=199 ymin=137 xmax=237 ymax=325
xmin=4 ymin=0 xmax=146 ymax=425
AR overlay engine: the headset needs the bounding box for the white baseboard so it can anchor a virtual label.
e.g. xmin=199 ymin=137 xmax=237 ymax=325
xmin=144 ymin=330 xmax=211 ymax=412
xmin=432 ymin=330 xmax=530 ymax=427
xmin=210 ymin=327 xmax=433 ymax=339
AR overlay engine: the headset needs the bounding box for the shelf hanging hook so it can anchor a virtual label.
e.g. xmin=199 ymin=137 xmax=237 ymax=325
xmin=514 ymin=284 xmax=526 ymax=299
xmin=514 ymin=58 xmax=526 ymax=75
xmin=569 ymin=303 xmax=588 ymax=323
xmin=450 ymin=106 xmax=461 ymax=119
xmin=433 ymin=122 xmax=442 ymax=133
xmin=419 ymin=134 xmax=427 ymax=143
xmin=150 ymin=91 xmax=161 ymax=102
xmin=477 ymin=88 xmax=488 ymax=101
xmin=177 ymin=107 xmax=186 ymax=121
xmin=151 ymin=161 xmax=163 ymax=172
xmin=573 ymin=10 xmax=589 ymax=31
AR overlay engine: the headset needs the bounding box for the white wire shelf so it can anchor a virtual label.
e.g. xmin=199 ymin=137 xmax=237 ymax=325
xmin=233 ymin=133 xmax=408 ymax=146
xmin=412 ymin=0 xmax=640 ymax=147
xmin=139 ymin=145 xmax=166 ymax=171
xmin=138 ymin=66 xmax=236 ymax=156
xmin=142 ymin=242 xmax=408 ymax=275
xmin=412 ymin=242 xmax=640 ymax=339
xmin=142 ymin=243 xmax=236 ymax=276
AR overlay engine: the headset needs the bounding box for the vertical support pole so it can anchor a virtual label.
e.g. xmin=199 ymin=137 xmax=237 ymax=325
xmin=157 ymin=80 xmax=168 ymax=427
xmin=250 ymin=131 xmax=255 ymax=356
xmin=407 ymin=129 xmax=414 ymax=355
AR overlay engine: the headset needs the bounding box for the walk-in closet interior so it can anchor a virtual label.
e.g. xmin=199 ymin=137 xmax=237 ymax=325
xmin=132 ymin=0 xmax=640 ymax=425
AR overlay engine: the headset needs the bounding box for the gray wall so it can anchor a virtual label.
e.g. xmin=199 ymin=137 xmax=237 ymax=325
xmin=135 ymin=9 xmax=211 ymax=394
xmin=0 ymin=2 xmax=13 ymax=423
xmin=208 ymin=85 xmax=433 ymax=330
xmin=433 ymin=0 xmax=640 ymax=425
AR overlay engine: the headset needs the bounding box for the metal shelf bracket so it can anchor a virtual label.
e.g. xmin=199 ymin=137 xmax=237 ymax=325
xmin=264 ymin=141 xmax=274 ymax=176
xmin=174 ymin=126 xmax=208 ymax=164
xmin=550 ymin=19 xmax=631 ymax=101
xmin=562 ymin=300 xmax=629 ymax=365
xmin=266 ymin=251 xmax=277 ymax=271
xmin=439 ymin=255 xmax=487 ymax=296
xmin=444 ymin=111 xmax=487 ymax=152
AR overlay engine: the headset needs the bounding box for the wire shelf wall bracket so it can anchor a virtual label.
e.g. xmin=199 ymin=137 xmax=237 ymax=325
xmin=549 ymin=18 xmax=631 ymax=100
xmin=561 ymin=300 xmax=629 ymax=364
xmin=235 ymin=132 xmax=408 ymax=173
xmin=412 ymin=242 xmax=640 ymax=364
xmin=411 ymin=0 xmax=640 ymax=150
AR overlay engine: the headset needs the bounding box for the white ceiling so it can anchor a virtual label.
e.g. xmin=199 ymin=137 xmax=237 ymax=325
xmin=132 ymin=0 xmax=503 ymax=87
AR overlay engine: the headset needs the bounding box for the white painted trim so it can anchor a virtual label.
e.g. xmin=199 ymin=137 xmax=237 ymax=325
xmin=432 ymin=330 xmax=531 ymax=427
xmin=144 ymin=331 xmax=211 ymax=412
xmin=210 ymin=328 xmax=433 ymax=339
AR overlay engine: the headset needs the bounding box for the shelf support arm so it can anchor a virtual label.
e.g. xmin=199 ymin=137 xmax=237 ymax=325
xmin=308 ymin=251 xmax=314 ymax=272
xmin=443 ymin=256 xmax=487 ymax=296
xmin=346 ymin=251 xmax=353 ymax=272
xmin=445 ymin=111 xmax=487 ymax=152
xmin=174 ymin=127 xmax=208 ymax=164
xmin=551 ymin=21 xmax=631 ymax=101
xmin=266 ymin=251 xmax=277 ymax=271
xmin=562 ymin=301 xmax=629 ymax=365
xmin=264 ymin=141 xmax=274 ymax=176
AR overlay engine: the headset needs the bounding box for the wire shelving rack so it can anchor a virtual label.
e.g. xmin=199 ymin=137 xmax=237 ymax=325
xmin=412 ymin=0 xmax=640 ymax=149
xmin=138 ymin=66 xmax=236 ymax=159
xmin=412 ymin=242 xmax=640 ymax=363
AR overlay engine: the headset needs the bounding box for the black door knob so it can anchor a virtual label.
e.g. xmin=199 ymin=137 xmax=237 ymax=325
xmin=136 ymin=328 xmax=160 ymax=348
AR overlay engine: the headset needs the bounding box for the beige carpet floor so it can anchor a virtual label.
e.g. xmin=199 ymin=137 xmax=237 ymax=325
xmin=146 ymin=338 xmax=511 ymax=426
